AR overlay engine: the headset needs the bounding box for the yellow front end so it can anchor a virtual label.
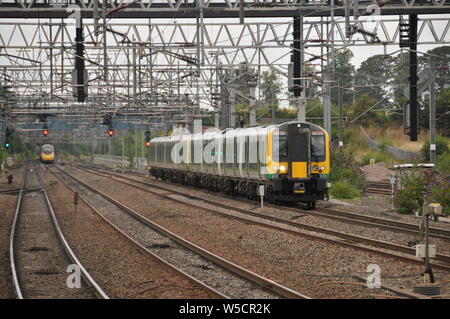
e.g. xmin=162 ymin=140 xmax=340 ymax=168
xmin=266 ymin=128 xmax=330 ymax=179
xmin=41 ymin=153 xmax=54 ymax=162
xmin=310 ymin=130 xmax=330 ymax=176
xmin=266 ymin=131 xmax=288 ymax=176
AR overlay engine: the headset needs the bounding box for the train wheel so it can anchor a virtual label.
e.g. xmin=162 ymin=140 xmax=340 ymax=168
xmin=265 ymin=186 xmax=274 ymax=203
xmin=306 ymin=201 xmax=316 ymax=210
xmin=246 ymin=183 xmax=255 ymax=200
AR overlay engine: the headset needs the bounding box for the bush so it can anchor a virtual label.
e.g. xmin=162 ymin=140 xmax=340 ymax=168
xmin=329 ymin=180 xmax=360 ymax=199
xmin=421 ymin=136 xmax=449 ymax=161
xmin=437 ymin=152 xmax=450 ymax=173
xmin=329 ymin=147 xmax=366 ymax=199
xmin=393 ymin=172 xmax=425 ymax=214
xmin=425 ymin=170 xmax=450 ymax=215
xmin=394 ymin=169 xmax=450 ymax=215
xmin=360 ymin=149 xmax=395 ymax=166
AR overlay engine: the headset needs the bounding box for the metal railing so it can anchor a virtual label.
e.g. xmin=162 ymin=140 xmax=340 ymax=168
xmin=92 ymin=154 xmax=148 ymax=171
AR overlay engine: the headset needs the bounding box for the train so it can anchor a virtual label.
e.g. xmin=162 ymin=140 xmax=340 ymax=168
xmin=39 ymin=144 xmax=56 ymax=164
xmin=148 ymin=121 xmax=330 ymax=208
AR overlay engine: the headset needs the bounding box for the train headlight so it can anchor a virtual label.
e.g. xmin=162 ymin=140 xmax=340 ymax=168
xmin=273 ymin=166 xmax=278 ymax=171
xmin=313 ymin=165 xmax=319 ymax=171
xmin=279 ymin=165 xmax=286 ymax=172
xmin=321 ymin=166 xmax=325 ymax=170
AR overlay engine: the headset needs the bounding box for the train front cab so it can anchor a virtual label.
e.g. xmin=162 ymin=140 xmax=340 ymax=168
xmin=270 ymin=122 xmax=329 ymax=207
xmin=40 ymin=144 xmax=55 ymax=164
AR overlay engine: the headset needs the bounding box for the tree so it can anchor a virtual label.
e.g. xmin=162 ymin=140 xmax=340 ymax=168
xmin=436 ymin=88 xmax=450 ymax=136
xmin=391 ymin=52 xmax=411 ymax=102
xmin=331 ymin=48 xmax=355 ymax=105
xmin=348 ymin=93 xmax=380 ymax=126
xmin=225 ymin=62 xmax=254 ymax=108
xmin=423 ymin=46 xmax=450 ymax=92
xmin=355 ymin=54 xmax=395 ymax=101
xmin=259 ymin=69 xmax=283 ymax=109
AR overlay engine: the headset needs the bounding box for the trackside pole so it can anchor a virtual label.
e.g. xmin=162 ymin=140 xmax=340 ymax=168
xmin=259 ymin=185 xmax=265 ymax=208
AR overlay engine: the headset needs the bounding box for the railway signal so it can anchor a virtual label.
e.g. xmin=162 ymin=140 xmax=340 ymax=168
xmin=145 ymin=130 xmax=151 ymax=147
xmin=43 ymin=129 xmax=49 ymax=137
xmin=107 ymin=128 xmax=114 ymax=137
xmin=4 ymin=127 xmax=12 ymax=149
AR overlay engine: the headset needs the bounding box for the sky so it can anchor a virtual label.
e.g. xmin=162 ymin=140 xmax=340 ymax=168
xmin=0 ymin=12 xmax=449 ymax=110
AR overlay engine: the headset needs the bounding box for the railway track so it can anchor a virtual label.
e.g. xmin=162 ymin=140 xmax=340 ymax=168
xmin=9 ymin=164 xmax=108 ymax=299
xmin=51 ymin=165 xmax=311 ymax=299
xmin=291 ymin=206 xmax=450 ymax=241
xmin=71 ymin=163 xmax=450 ymax=275
xmin=83 ymin=163 xmax=450 ymax=241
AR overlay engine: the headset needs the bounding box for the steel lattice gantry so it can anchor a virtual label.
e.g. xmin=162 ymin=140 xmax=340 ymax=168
xmin=0 ymin=0 xmax=450 ymax=18
xmin=1 ymin=0 xmax=449 ymax=139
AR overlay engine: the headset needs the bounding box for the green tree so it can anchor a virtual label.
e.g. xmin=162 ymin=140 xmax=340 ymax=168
xmin=423 ymin=46 xmax=450 ymax=92
xmin=355 ymin=54 xmax=395 ymax=101
xmin=259 ymin=69 xmax=283 ymax=109
xmin=348 ymin=93 xmax=377 ymax=125
xmin=436 ymin=88 xmax=450 ymax=136
xmin=391 ymin=52 xmax=414 ymax=102
xmin=331 ymin=48 xmax=355 ymax=105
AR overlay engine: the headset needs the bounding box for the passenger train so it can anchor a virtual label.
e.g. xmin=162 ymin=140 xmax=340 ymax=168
xmin=148 ymin=121 xmax=330 ymax=208
xmin=39 ymin=144 xmax=56 ymax=164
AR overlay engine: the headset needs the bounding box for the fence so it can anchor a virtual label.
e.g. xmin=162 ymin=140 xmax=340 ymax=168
xmin=359 ymin=127 xmax=421 ymax=161
xmin=93 ymin=154 xmax=148 ymax=172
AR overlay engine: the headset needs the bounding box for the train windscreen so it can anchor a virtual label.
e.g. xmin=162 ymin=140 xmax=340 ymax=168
xmin=42 ymin=145 xmax=53 ymax=154
xmin=311 ymin=134 xmax=325 ymax=161
xmin=272 ymin=133 xmax=287 ymax=162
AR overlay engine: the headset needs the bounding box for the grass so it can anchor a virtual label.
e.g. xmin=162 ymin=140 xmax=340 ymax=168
xmin=365 ymin=126 xmax=428 ymax=152
xmin=344 ymin=126 xmax=397 ymax=165
xmin=360 ymin=149 xmax=396 ymax=166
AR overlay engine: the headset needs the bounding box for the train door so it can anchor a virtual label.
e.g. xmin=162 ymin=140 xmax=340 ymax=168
xmin=287 ymin=123 xmax=310 ymax=179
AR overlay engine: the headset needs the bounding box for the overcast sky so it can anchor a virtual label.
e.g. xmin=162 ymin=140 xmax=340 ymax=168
xmin=0 ymin=12 xmax=448 ymax=109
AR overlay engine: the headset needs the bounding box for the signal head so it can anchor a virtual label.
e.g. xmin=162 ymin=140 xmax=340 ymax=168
xmin=108 ymin=129 xmax=114 ymax=137
xmin=43 ymin=129 xmax=49 ymax=136
xmin=5 ymin=142 xmax=10 ymax=149
xmin=145 ymin=141 xmax=151 ymax=148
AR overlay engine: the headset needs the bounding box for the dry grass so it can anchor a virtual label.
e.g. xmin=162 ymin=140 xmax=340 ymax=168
xmin=365 ymin=126 xmax=428 ymax=152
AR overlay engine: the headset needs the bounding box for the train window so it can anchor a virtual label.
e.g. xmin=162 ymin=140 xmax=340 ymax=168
xmin=245 ymin=135 xmax=249 ymax=165
xmin=311 ymin=135 xmax=325 ymax=161
xmin=272 ymin=135 xmax=287 ymax=162
xmin=42 ymin=145 xmax=53 ymax=154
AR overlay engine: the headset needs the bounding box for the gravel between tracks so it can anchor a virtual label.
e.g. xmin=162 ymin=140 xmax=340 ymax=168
xmin=66 ymin=165 xmax=450 ymax=299
xmin=88 ymin=168 xmax=450 ymax=257
xmin=54 ymin=168 xmax=283 ymax=299
xmin=322 ymin=194 xmax=450 ymax=231
xmin=43 ymin=168 xmax=213 ymax=299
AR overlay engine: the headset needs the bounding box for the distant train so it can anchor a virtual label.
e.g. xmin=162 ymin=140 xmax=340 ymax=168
xmin=148 ymin=121 xmax=330 ymax=208
xmin=39 ymin=144 xmax=56 ymax=164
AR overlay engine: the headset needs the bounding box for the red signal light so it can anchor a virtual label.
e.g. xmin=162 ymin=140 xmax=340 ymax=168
xmin=107 ymin=129 xmax=114 ymax=137
xmin=43 ymin=129 xmax=49 ymax=136
xmin=145 ymin=141 xmax=151 ymax=148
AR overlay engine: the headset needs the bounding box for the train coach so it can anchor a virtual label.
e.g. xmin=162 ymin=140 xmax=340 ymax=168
xmin=39 ymin=144 xmax=56 ymax=164
xmin=148 ymin=121 xmax=330 ymax=208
